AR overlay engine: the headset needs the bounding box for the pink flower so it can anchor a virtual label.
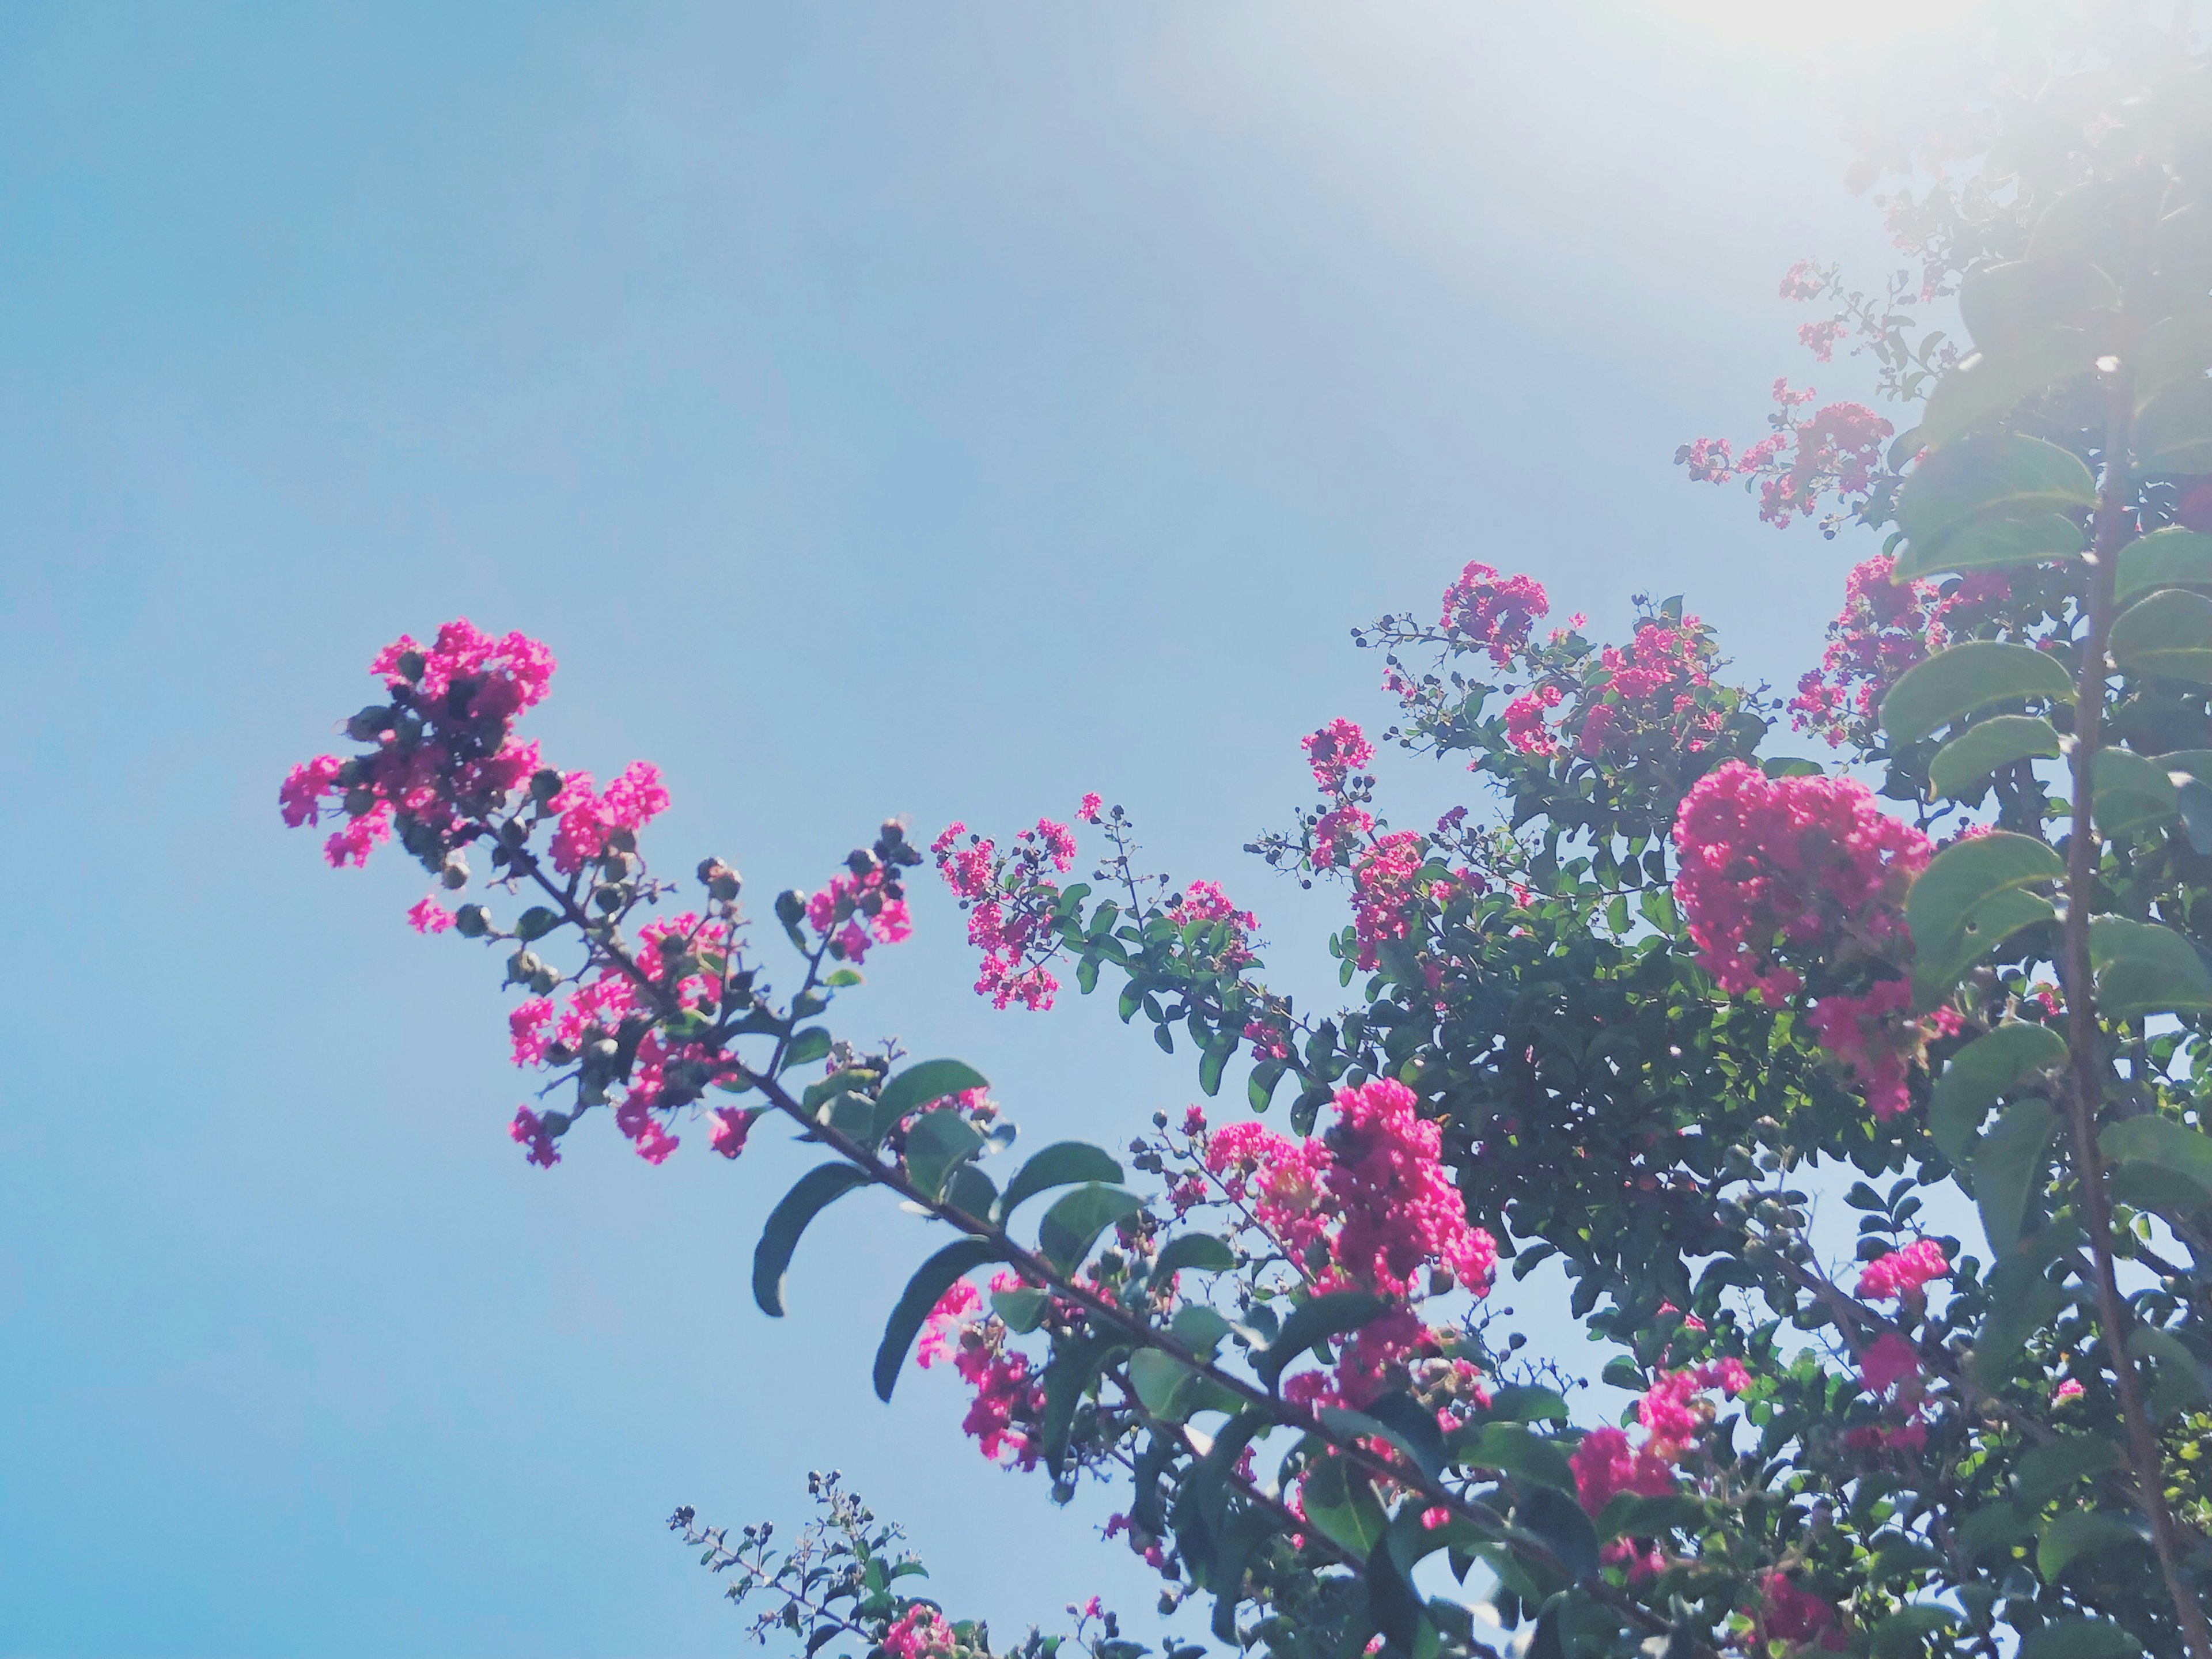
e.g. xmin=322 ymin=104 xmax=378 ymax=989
xmin=1076 ymin=792 xmax=1103 ymax=823
xmin=630 ymin=1118 xmax=680 ymax=1165
xmin=406 ymin=895 xmax=456 ymax=934
xmin=1757 ymin=1573 xmax=1838 ymax=1645
xmin=1855 ymin=1238 xmax=1949 ymax=1301
xmin=2053 ymin=1378 xmax=2086 ymax=1406
xmin=1035 ymin=817 xmax=1077 ymax=873
xmin=508 ymin=998 xmax=555 ymax=1067
xmin=279 ymin=755 xmax=344 ymax=827
xmin=1673 ymin=762 xmax=1929 ymax=1007
xmin=1857 ymin=1331 xmax=1921 ymax=1396
xmin=1437 ymin=563 xmax=1550 ymax=666
xmin=1570 ymin=1426 xmax=1675 ymax=1514
xmin=323 ymin=802 xmax=392 ymax=869
xmin=1303 ymin=718 xmax=1375 ymax=794
xmin=709 ymin=1108 xmax=751 ymax=1159
xmin=1503 ymin=684 xmax=1563 ymax=756
xmin=508 ymin=1106 xmax=560 ymax=1169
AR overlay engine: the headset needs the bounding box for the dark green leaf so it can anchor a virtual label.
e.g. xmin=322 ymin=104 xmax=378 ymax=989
xmin=1129 ymin=1349 xmax=1199 ymax=1418
xmin=2109 ymin=588 xmax=2212 ymax=684
xmin=2089 ymin=915 xmax=2212 ymax=1019
xmin=1929 ymin=715 xmax=2064 ymax=799
xmin=1248 ymin=1061 xmax=1286 ymax=1112
xmin=1171 ymin=1304 xmax=1233 ymax=1356
xmin=514 ymin=905 xmax=561 ymax=941
xmin=2017 ymin=1617 xmax=2143 ymax=1659
xmin=874 ymin=1238 xmax=1000 ymax=1402
xmin=991 ymin=1285 xmax=1050 ymax=1332
xmin=2100 ymin=1116 xmax=2212 ymax=1210
xmin=1365 ymin=1533 xmax=1428 ymax=1657
xmin=753 ymin=1164 xmax=873 ymax=1316
xmin=1198 ymin=1043 xmax=1230 ymax=1099
xmin=1930 ymin=1022 xmax=2068 ymax=1163
xmin=1253 ymin=1290 xmax=1388 ymax=1392
xmin=902 ymin=1109 xmax=985 ymax=1202
xmin=2037 ymin=1509 xmax=2148 ymax=1581
xmin=1970 ymin=1255 xmax=2070 ymax=1385
xmin=1035 ymin=1184 xmax=1146 ymax=1274
xmin=1040 ymin=1330 xmax=1128 ymax=1475
xmin=942 ymin=1162 xmax=998 ymax=1222
xmin=1512 ymin=1485 xmax=1599 ymax=1583
xmin=1150 ymin=1233 xmax=1237 ymax=1293
xmin=2113 ymin=527 xmax=2212 ymax=607
xmin=1870 ymin=1606 xmax=1957 ymax=1658
xmin=872 ymin=1059 xmax=991 ymax=1144
xmin=2093 ymin=745 xmax=2180 ymax=834
xmin=1593 ymin=1493 xmax=1706 ymax=1543
xmin=2179 ymin=777 xmax=2212 ymax=855
xmin=993 ymin=1142 xmax=1126 ymax=1225
xmin=1317 ymin=1403 xmax=1442 ymax=1480
xmin=1881 ymin=642 xmax=2076 ymax=745
xmin=2014 ymin=1434 xmax=2124 ymax=1507
xmin=1301 ymin=1455 xmax=1386 ymax=1556
xmin=1455 ymin=1423 xmax=1575 ymax=1492
xmin=782 ymin=1027 xmax=832 ymax=1070
xmin=1971 ymin=1099 xmax=2055 ymax=1256
xmin=1894 ymin=432 xmax=2096 ymax=555
xmin=1486 ymin=1384 xmax=1569 ymax=1424
xmin=2126 ymin=1327 xmax=2211 ymax=1422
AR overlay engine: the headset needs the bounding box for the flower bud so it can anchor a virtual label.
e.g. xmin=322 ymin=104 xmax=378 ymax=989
xmin=396 ymin=649 xmax=427 ymax=683
xmin=530 ymin=767 xmax=564 ymax=804
xmin=774 ymin=889 xmax=808 ymax=927
xmin=345 ymin=705 xmax=393 ymax=741
xmin=453 ymin=904 xmax=491 ymax=938
xmin=344 ymin=786 xmax=376 ymax=816
xmin=544 ymin=1040 xmax=574 ymax=1066
xmin=529 ymin=965 xmax=562 ymax=995
xmin=507 ymin=949 xmax=543 ymax=986
xmin=441 ymin=854 xmax=470 ymax=890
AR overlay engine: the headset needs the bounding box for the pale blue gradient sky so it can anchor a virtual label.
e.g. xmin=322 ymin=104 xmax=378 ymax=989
xmin=2 ymin=5 xmax=1909 ymax=1653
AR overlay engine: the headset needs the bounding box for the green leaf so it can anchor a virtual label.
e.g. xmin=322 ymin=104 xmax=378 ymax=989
xmin=1912 ymin=334 xmax=2100 ymax=454
xmin=2100 ymin=1116 xmax=2212 ymax=1210
xmin=1907 ymin=831 xmax=2065 ymax=1004
xmin=1198 ymin=1043 xmax=1230 ymax=1099
xmin=1171 ymin=1303 xmax=1233 ymax=1358
xmin=1455 ymin=1422 xmax=1575 ymax=1492
xmin=1035 ymin=1183 xmax=1146 ymax=1274
xmin=872 ymin=1059 xmax=991 ymax=1145
xmin=2093 ymin=745 xmax=2180 ymax=834
xmin=1040 ymin=1330 xmax=1128 ymax=1475
xmin=2014 ymin=1434 xmax=2124 ymax=1508
xmin=1895 ymin=508 xmax=2089 ymax=582
xmin=1930 ymin=715 xmax=2065 ymax=798
xmin=942 ymin=1162 xmax=998 ymax=1222
xmin=1317 ymin=1398 xmax=1445 ymax=1480
xmin=902 ymin=1109 xmax=985 ymax=1202
xmin=782 ymin=1027 xmax=832 ymax=1070
xmin=1485 ymin=1384 xmax=1569 ymax=1424
xmin=993 ymin=1142 xmax=1125 ymax=1225
xmin=2126 ymin=1327 xmax=2211 ymax=1422
xmin=2037 ymin=1509 xmax=2148 ymax=1581
xmin=514 ymin=905 xmax=561 ymax=941
xmin=1129 ymin=1349 xmax=1200 ymax=1418
xmin=1511 ymin=1484 xmax=1599 ymax=1584
xmin=753 ymin=1165 xmax=873 ymax=1316
xmin=1870 ymin=1606 xmax=1958 ymax=1658
xmin=2137 ymin=370 xmax=2212 ymax=473
xmin=1970 ymin=1255 xmax=2070 ymax=1385
xmin=1896 ymin=433 xmax=2097 ymax=548
xmin=1930 ymin=1022 xmax=2068 ymax=1163
xmin=1364 ymin=1532 xmax=1429 ymax=1657
xmin=2089 ymin=915 xmax=2212 ymax=1019
xmin=1253 ymin=1290 xmax=1389 ymax=1393
xmin=1593 ymin=1493 xmax=1707 ymax=1544
xmin=1300 ymin=1455 xmax=1386 ymax=1556
xmin=991 ymin=1285 xmax=1050 ymax=1332
xmin=1150 ymin=1233 xmax=1237 ymax=1293
xmin=1247 ymin=1061 xmax=1286 ymax=1112
xmin=2016 ymin=1617 xmax=2143 ymax=1659
xmin=1955 ymin=1499 xmax=2036 ymax=1561
xmin=2112 ymin=528 xmax=2212 ymax=607
xmin=874 ymin=1238 xmax=1000 ymax=1402
xmin=2179 ymin=776 xmax=2212 ymax=855
xmin=1971 ymin=1099 xmax=2055 ymax=1256
xmin=2110 ymin=588 xmax=2212 ymax=684
xmin=1881 ymin=641 xmax=2076 ymax=745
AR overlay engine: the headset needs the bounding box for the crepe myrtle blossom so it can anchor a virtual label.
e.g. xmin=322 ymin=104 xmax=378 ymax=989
xmin=1855 ymin=1238 xmax=1949 ymax=1302
xmin=1437 ymin=562 xmax=1549 ymax=666
xmin=1673 ymin=762 xmax=1929 ymax=1006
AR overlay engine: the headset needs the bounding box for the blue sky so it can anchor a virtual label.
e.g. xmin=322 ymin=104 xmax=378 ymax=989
xmin=1 ymin=5 xmax=1911 ymax=1653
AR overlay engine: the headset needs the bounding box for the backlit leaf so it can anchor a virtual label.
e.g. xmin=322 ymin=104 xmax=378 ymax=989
xmin=753 ymin=1164 xmax=873 ymax=1316
xmin=1929 ymin=715 xmax=2063 ymax=798
xmin=1881 ymin=642 xmax=2076 ymax=745
xmin=874 ymin=1238 xmax=1001 ymax=1402
xmin=2110 ymin=588 xmax=2212 ymax=684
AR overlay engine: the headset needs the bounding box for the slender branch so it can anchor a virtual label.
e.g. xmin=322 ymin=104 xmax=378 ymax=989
xmin=2057 ymin=352 xmax=2211 ymax=1657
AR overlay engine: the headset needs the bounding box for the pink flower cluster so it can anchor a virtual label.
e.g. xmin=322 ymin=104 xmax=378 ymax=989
xmin=931 ymin=819 xmax=1071 ymax=1013
xmin=1202 ymin=1081 xmax=1498 ymax=1384
xmin=1857 ymin=1331 xmax=1922 ymax=1397
xmin=1756 ymin=1573 xmax=1840 ymax=1647
xmin=1673 ymin=762 xmax=1930 ymax=1006
xmin=1437 ymin=562 xmax=1549 ymax=667
xmin=549 ymin=762 xmax=671 ymax=876
xmin=503 ymin=912 xmax=741 ymax=1165
xmin=916 ymin=1273 xmax=1046 ymax=1468
xmin=1678 ymin=380 xmax=1893 ymax=530
xmin=1504 ymin=684 xmax=1565 ymax=757
xmin=884 ymin=1605 xmax=952 ymax=1659
xmin=1570 ymin=1427 xmax=1677 ymax=1515
xmin=1855 ymin=1238 xmax=1949 ymax=1302
xmin=1350 ymin=831 xmax=1430 ymax=971
xmin=805 ymin=862 xmax=914 ymax=965
xmin=1302 ymin=718 xmax=1374 ymax=794
xmin=1578 ymin=619 xmax=1721 ymax=757
xmin=1806 ymin=981 xmax=1956 ymax=1120
xmin=1789 ymin=555 xmax=2010 ymax=747
xmin=281 ymin=619 xmax=556 ymax=884
xmin=1166 ymin=879 xmax=1259 ymax=967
